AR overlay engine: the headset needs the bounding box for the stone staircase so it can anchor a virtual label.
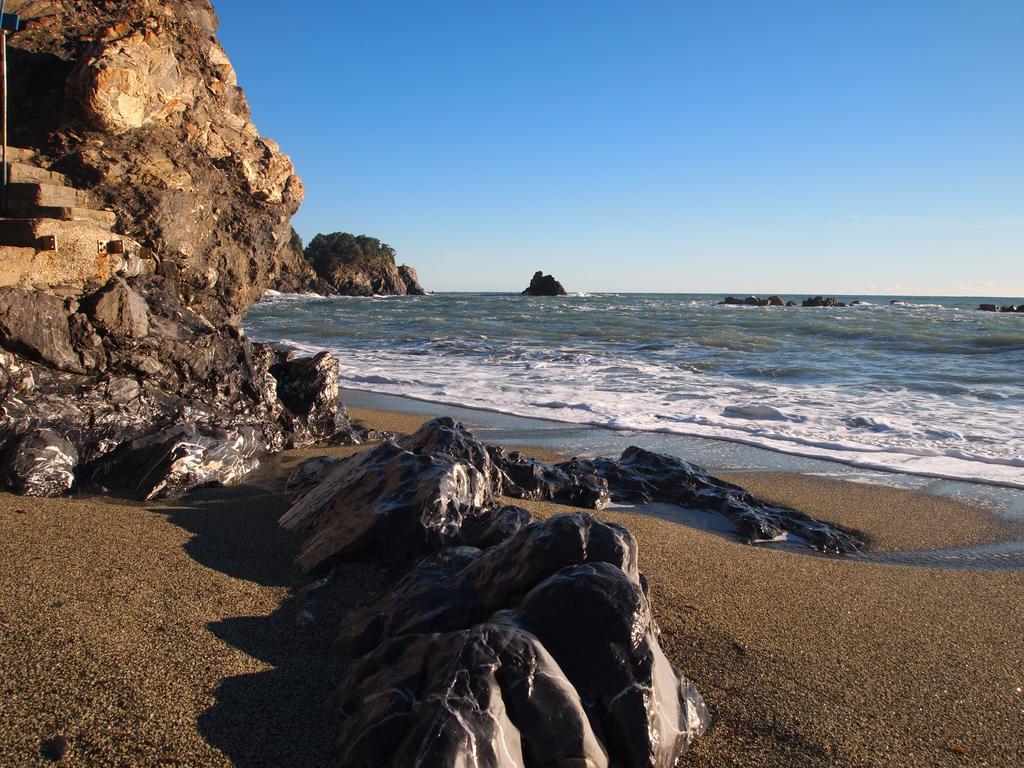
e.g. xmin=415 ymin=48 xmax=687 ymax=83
xmin=0 ymin=146 xmax=149 ymax=294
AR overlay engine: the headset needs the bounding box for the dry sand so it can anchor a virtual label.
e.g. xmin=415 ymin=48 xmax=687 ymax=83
xmin=1 ymin=407 xmax=1021 ymax=766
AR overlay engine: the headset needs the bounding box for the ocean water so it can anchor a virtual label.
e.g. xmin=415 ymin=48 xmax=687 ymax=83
xmin=245 ymin=292 xmax=1024 ymax=489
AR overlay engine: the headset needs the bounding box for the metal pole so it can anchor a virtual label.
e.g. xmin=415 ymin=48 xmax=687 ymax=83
xmin=0 ymin=0 xmax=6 ymax=215
xmin=1 ymin=29 xmax=7 ymax=215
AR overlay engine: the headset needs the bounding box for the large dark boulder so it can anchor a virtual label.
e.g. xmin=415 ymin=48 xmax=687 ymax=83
xmin=85 ymin=423 xmax=262 ymax=500
xmin=3 ymin=429 xmax=78 ymax=497
xmin=522 ymin=270 xmax=568 ymax=296
xmin=279 ymin=439 xmax=489 ymax=571
xmin=0 ymin=287 xmax=84 ymax=374
xmin=270 ymin=351 xmax=357 ymax=446
xmin=332 ymin=514 xmax=708 ymax=767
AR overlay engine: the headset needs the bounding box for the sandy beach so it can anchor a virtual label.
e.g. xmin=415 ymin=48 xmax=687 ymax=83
xmin=1 ymin=406 xmax=1022 ymax=766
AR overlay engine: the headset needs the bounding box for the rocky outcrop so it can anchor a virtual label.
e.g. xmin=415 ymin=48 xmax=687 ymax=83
xmin=274 ymin=231 xmax=425 ymax=297
xmin=0 ymin=2 xmax=366 ymax=498
xmin=802 ymin=295 xmax=847 ymax=307
xmin=397 ymin=264 xmax=426 ymax=295
xmin=719 ymin=295 xmax=784 ymax=307
xmin=978 ymin=303 xmax=1023 ymax=313
xmin=8 ymin=0 xmax=304 ymax=325
xmin=522 ymin=270 xmax=567 ymax=296
xmin=558 ymin=447 xmax=863 ymax=553
xmin=0 ymin=284 xmax=360 ymax=498
xmin=332 ymin=516 xmax=708 ymax=768
xmin=285 ymin=422 xmax=709 ymax=766
xmin=2 ymin=428 xmax=78 ymax=496
xmin=284 ymin=419 xmax=861 ymax=572
xmin=85 ymin=423 xmax=261 ymax=500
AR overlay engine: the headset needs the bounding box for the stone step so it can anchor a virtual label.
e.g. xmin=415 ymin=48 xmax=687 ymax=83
xmin=2 ymin=201 xmax=116 ymax=229
xmin=3 ymin=147 xmax=36 ymax=163
xmin=0 ymin=217 xmax=114 ymax=249
xmin=6 ymin=181 xmax=92 ymax=209
xmin=5 ymin=161 xmax=67 ymax=186
xmin=0 ymin=217 xmax=141 ymax=290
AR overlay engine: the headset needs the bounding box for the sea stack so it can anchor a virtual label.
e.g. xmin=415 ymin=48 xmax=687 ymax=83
xmin=523 ymin=271 xmax=568 ymax=296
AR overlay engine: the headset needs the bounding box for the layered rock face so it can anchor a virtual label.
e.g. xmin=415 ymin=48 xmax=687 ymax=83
xmin=8 ymin=0 xmax=305 ymax=324
xmin=0 ymin=1 xmax=359 ymax=497
xmin=522 ymin=270 xmax=567 ymax=296
xmin=278 ymin=231 xmax=425 ymax=296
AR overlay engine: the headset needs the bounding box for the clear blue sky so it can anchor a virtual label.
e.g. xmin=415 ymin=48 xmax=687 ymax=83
xmin=215 ymin=1 xmax=1023 ymax=296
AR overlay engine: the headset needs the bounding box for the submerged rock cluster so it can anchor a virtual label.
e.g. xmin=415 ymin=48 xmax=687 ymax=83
xmin=282 ymin=418 xmax=861 ymax=765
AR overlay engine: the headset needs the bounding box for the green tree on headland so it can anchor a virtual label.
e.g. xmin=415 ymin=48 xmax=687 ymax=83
xmin=305 ymin=232 xmax=398 ymax=271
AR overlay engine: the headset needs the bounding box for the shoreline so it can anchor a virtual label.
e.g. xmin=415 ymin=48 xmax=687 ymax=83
xmin=342 ymin=390 xmax=1024 ymax=523
xmin=1 ymin=405 xmax=1022 ymax=766
xmin=338 ymin=386 xmax=1024 ymax=492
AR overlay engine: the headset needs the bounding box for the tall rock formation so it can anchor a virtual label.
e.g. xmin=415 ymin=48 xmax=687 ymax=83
xmin=522 ymin=270 xmax=567 ymax=296
xmin=0 ymin=1 xmax=358 ymax=498
xmin=7 ymin=0 xmax=304 ymax=324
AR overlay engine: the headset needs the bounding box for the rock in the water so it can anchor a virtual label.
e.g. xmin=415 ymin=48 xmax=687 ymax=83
xmin=802 ymin=295 xmax=847 ymax=308
xmin=3 ymin=429 xmax=78 ymax=496
xmin=279 ymin=440 xmax=489 ymax=571
xmin=294 ymin=232 xmax=424 ymax=296
xmin=398 ymin=264 xmax=426 ymax=295
xmin=86 ymin=424 xmax=261 ymax=500
xmin=719 ymin=295 xmax=770 ymax=306
xmin=522 ymin=270 xmax=568 ymax=296
xmin=333 ymin=513 xmax=707 ymax=767
xmin=977 ymin=303 xmax=1023 ymax=313
xmin=82 ymin=277 xmax=151 ymax=339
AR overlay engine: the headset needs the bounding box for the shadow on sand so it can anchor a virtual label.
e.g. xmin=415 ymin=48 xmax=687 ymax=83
xmin=153 ymin=474 xmax=389 ymax=767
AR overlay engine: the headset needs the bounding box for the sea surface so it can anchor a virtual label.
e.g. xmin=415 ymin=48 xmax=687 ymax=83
xmin=245 ymin=292 xmax=1024 ymax=489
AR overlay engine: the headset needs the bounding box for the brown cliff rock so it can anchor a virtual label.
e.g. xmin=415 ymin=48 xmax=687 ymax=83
xmin=8 ymin=0 xmax=302 ymax=324
xmin=0 ymin=1 xmax=361 ymax=497
xmin=293 ymin=232 xmax=426 ymax=296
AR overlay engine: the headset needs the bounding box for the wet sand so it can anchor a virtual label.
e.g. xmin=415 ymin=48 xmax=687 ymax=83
xmin=1 ymin=408 xmax=1021 ymax=766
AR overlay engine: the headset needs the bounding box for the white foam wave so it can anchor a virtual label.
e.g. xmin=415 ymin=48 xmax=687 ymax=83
xmin=273 ymin=341 xmax=1024 ymax=489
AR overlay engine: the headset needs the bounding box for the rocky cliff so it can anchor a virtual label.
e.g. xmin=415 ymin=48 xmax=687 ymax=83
xmin=275 ymin=231 xmax=425 ymax=296
xmin=8 ymin=0 xmax=304 ymax=324
xmin=0 ymin=0 xmax=360 ymax=498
